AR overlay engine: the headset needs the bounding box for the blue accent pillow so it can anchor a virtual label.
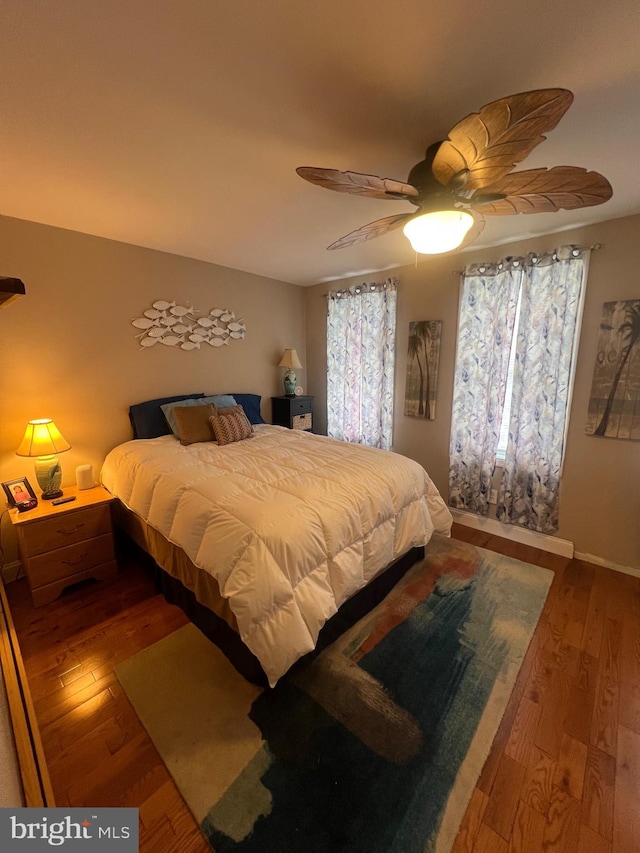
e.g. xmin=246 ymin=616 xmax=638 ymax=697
xmin=129 ymin=394 xmax=205 ymax=439
xmin=161 ymin=395 xmax=237 ymax=436
xmin=225 ymin=393 xmax=266 ymax=425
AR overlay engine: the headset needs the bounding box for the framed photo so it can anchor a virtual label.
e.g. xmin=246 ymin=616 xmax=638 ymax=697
xmin=2 ymin=477 xmax=37 ymax=507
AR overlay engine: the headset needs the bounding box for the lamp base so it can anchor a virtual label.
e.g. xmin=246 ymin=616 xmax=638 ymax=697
xmin=283 ymin=369 xmax=297 ymax=396
xmin=41 ymin=490 xmax=63 ymax=500
xmin=34 ymin=455 xmax=63 ymax=500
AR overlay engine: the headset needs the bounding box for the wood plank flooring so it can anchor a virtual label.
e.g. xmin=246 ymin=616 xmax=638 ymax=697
xmin=5 ymin=524 xmax=640 ymax=852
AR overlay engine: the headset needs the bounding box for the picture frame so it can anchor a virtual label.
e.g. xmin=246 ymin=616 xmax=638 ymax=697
xmin=585 ymin=299 xmax=640 ymax=440
xmin=2 ymin=477 xmax=37 ymax=507
xmin=404 ymin=320 xmax=442 ymax=420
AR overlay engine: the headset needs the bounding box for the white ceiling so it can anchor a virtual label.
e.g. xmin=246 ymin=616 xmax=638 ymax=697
xmin=2 ymin=1 xmax=640 ymax=286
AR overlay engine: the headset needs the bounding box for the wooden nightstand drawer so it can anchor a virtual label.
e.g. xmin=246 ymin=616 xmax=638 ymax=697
xmin=10 ymin=485 xmax=118 ymax=606
xmin=291 ymin=397 xmax=312 ymax=414
xmin=27 ymin=533 xmax=116 ymax=588
xmin=19 ymin=504 xmax=112 ymax=558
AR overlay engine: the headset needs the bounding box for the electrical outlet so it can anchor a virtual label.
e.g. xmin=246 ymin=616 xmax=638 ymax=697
xmin=489 ymin=488 xmax=498 ymax=505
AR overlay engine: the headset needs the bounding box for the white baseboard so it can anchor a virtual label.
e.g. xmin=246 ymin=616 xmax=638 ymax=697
xmin=451 ymin=511 xmax=640 ymax=577
xmin=451 ymin=510 xmax=574 ymax=558
xmin=0 ymin=561 xmax=22 ymax=584
xmin=574 ymin=551 xmax=640 ymax=580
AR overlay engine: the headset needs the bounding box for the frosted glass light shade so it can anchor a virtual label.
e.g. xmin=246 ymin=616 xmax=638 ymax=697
xmin=403 ymin=210 xmax=474 ymax=254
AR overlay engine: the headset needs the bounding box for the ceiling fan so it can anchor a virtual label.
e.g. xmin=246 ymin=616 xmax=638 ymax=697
xmin=296 ymin=89 xmax=612 ymax=255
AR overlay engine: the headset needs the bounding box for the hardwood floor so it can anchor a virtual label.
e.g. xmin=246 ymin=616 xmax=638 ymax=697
xmin=5 ymin=525 xmax=640 ymax=852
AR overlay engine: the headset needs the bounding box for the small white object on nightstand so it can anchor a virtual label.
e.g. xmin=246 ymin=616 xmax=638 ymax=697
xmin=76 ymin=464 xmax=95 ymax=490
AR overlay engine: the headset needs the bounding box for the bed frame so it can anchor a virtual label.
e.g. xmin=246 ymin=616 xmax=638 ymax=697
xmin=156 ymin=543 xmax=425 ymax=686
xmin=114 ymin=501 xmax=424 ymax=687
xmin=0 ymin=577 xmax=55 ymax=807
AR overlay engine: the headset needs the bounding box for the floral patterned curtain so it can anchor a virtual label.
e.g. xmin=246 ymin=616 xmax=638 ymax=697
xmin=327 ymin=278 xmax=397 ymax=450
xmin=449 ymin=247 xmax=587 ymax=533
xmin=448 ymin=263 xmax=520 ymax=514
xmin=496 ymin=247 xmax=587 ymax=533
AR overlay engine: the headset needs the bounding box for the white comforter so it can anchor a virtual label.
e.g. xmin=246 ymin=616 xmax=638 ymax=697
xmin=101 ymin=425 xmax=452 ymax=685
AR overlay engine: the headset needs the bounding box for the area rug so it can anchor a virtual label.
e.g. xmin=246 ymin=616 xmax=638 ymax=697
xmin=116 ymin=536 xmax=553 ymax=853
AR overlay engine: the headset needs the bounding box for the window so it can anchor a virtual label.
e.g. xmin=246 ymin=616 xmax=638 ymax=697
xmin=449 ymin=247 xmax=588 ymax=533
xmin=326 ymin=278 xmax=397 ymax=450
xmin=496 ymin=285 xmax=521 ymax=461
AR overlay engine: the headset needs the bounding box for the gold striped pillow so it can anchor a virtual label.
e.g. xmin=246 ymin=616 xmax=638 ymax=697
xmin=208 ymin=405 xmax=254 ymax=445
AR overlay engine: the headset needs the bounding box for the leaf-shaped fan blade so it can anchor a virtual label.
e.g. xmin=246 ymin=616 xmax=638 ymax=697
xmin=458 ymin=212 xmax=486 ymax=250
xmin=432 ymin=89 xmax=574 ymax=190
xmin=473 ymin=166 xmax=613 ymax=215
xmin=327 ymin=213 xmax=413 ymax=250
xmin=297 ymin=166 xmax=419 ymax=200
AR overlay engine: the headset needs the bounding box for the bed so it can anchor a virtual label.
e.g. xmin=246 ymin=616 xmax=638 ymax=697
xmin=102 ymin=393 xmax=452 ymax=686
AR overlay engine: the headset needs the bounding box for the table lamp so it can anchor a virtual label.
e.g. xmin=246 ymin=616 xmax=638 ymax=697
xmin=16 ymin=419 xmax=71 ymax=499
xmin=278 ymin=349 xmax=303 ymax=396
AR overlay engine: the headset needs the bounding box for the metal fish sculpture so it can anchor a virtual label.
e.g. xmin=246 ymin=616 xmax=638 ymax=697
xmin=170 ymin=305 xmax=195 ymax=317
xmin=132 ymin=317 xmax=160 ymax=330
xmin=133 ymin=302 xmax=246 ymax=350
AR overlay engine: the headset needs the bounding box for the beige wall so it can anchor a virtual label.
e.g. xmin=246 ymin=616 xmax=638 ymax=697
xmin=2 ymin=212 xmax=639 ymax=572
xmin=0 ymin=215 xmax=305 ymax=561
xmin=306 ymin=214 xmax=640 ymax=570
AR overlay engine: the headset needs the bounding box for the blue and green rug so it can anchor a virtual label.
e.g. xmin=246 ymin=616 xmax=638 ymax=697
xmin=116 ymin=536 xmax=553 ymax=852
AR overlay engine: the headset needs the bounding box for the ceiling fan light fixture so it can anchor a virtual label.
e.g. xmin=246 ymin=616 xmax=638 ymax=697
xmin=403 ymin=209 xmax=474 ymax=254
xmin=298 ymin=91 xmax=611 ymax=255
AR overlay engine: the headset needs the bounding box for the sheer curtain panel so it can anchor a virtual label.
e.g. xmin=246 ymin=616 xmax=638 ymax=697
xmin=449 ymin=247 xmax=588 ymax=533
xmin=448 ymin=263 xmax=520 ymax=514
xmin=327 ymin=278 xmax=397 ymax=450
xmin=497 ymin=248 xmax=587 ymax=532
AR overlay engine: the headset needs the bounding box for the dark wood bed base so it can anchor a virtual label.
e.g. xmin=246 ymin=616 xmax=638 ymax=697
xmin=125 ymin=534 xmax=424 ymax=687
xmin=116 ymin=524 xmax=424 ymax=687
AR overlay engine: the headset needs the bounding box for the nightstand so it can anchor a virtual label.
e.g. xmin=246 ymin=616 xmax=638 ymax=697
xmin=9 ymin=485 xmax=117 ymax=606
xmin=271 ymin=395 xmax=314 ymax=431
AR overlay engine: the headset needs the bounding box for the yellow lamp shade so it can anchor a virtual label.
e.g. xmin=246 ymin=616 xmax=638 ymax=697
xmin=403 ymin=210 xmax=474 ymax=254
xmin=16 ymin=419 xmax=71 ymax=458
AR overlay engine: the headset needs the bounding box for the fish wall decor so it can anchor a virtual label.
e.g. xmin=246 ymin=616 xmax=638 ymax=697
xmin=132 ymin=301 xmax=246 ymax=350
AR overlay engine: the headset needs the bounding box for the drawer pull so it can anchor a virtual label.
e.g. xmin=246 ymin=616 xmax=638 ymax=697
xmin=58 ymin=523 xmax=85 ymax=535
xmin=62 ymin=553 xmax=88 ymax=566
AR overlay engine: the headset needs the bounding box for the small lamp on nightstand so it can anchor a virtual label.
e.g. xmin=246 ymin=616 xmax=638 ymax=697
xmin=278 ymin=349 xmax=303 ymax=396
xmin=16 ymin=418 xmax=71 ymax=500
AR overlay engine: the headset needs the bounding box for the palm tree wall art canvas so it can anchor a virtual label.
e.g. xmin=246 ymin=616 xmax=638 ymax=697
xmin=585 ymin=299 xmax=640 ymax=440
xmin=404 ymin=320 xmax=442 ymax=420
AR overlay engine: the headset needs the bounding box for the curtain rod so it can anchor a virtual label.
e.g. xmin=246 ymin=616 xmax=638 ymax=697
xmin=450 ymin=243 xmax=603 ymax=276
xmin=324 ymin=276 xmax=398 ymax=297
